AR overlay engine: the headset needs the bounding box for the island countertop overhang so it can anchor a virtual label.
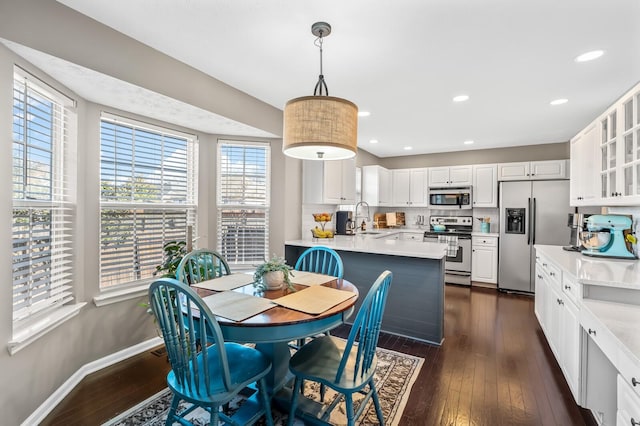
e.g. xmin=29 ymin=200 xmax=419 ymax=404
xmin=284 ymin=236 xmax=447 ymax=260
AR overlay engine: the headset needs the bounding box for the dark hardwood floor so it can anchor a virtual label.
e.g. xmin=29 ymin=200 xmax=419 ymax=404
xmin=42 ymin=285 xmax=595 ymax=425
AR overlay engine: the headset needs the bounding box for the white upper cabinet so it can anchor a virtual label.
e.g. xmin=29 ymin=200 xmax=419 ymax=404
xmin=392 ymin=168 xmax=427 ymax=206
xmin=498 ymin=160 xmax=568 ymax=181
xmin=303 ymin=158 xmax=356 ymax=205
xmin=472 ymin=164 xmax=498 ymax=208
xmin=570 ymin=123 xmax=599 ymax=206
xmin=428 ymin=165 xmax=472 ymax=187
xmin=362 ymin=165 xmax=392 ymax=206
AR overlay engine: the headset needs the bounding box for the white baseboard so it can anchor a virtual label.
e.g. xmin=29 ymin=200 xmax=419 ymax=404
xmin=22 ymin=336 xmax=163 ymax=426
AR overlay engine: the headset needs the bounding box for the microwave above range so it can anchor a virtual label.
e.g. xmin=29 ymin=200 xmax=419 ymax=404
xmin=428 ymin=187 xmax=473 ymax=210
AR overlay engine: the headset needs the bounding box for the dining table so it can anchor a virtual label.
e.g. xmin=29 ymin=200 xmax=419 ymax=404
xmin=192 ymin=275 xmax=359 ymax=395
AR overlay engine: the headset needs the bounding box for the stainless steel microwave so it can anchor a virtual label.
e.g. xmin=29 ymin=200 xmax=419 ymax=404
xmin=428 ymin=187 xmax=473 ymax=209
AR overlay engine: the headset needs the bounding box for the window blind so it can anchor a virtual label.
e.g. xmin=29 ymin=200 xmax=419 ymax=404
xmin=217 ymin=141 xmax=270 ymax=267
xmin=100 ymin=115 xmax=197 ymax=288
xmin=12 ymin=71 xmax=76 ymax=323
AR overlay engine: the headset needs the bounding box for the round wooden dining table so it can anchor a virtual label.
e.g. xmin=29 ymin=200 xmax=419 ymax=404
xmin=194 ymin=278 xmax=359 ymax=394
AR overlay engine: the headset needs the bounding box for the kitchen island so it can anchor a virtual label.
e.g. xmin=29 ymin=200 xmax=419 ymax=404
xmin=285 ymin=235 xmax=447 ymax=344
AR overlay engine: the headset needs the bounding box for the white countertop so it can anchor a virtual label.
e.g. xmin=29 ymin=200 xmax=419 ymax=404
xmin=285 ymin=235 xmax=447 ymax=260
xmin=535 ymin=245 xmax=640 ymax=290
xmin=582 ymin=298 xmax=640 ymax=367
xmin=471 ymin=232 xmax=499 ymax=237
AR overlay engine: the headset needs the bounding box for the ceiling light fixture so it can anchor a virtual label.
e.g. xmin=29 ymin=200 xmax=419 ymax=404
xmin=369 ymin=139 xmax=379 ymax=144
xmin=550 ymin=98 xmax=569 ymax=106
xmin=282 ymin=22 xmax=358 ymax=160
xmin=403 ymin=146 xmax=413 ymax=151
xmin=464 ymin=140 xmax=474 ymax=145
xmin=358 ymin=111 xmax=371 ymax=117
xmin=453 ymin=95 xmax=469 ymax=102
xmin=575 ymin=50 xmax=604 ymax=62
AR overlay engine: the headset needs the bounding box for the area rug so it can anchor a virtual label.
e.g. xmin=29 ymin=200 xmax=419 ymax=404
xmin=103 ymin=346 xmax=423 ymax=426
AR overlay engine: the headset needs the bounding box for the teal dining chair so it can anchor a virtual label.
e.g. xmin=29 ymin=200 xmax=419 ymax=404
xmin=294 ymin=246 xmax=344 ymax=279
xmin=286 ymin=270 xmax=393 ymax=426
xmin=148 ymin=278 xmax=273 ymax=426
xmin=176 ymin=248 xmax=231 ymax=285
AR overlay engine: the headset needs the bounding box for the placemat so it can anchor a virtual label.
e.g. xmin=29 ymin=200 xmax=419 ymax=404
xmin=191 ymin=273 xmax=254 ymax=291
xmin=273 ymin=285 xmax=356 ymax=315
xmin=290 ymin=270 xmax=336 ymax=286
xmin=202 ymin=291 xmax=275 ymax=322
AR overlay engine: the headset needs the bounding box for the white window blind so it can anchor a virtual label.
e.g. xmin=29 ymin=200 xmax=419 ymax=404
xmin=217 ymin=141 xmax=270 ymax=267
xmin=100 ymin=114 xmax=197 ymax=288
xmin=12 ymin=69 xmax=76 ymax=323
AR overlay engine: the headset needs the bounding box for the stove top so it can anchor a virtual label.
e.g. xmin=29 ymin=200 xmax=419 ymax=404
xmin=426 ymin=215 xmax=473 ymax=237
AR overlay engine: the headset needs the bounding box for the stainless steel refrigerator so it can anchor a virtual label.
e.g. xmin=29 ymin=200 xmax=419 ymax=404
xmin=498 ymin=180 xmax=570 ymax=293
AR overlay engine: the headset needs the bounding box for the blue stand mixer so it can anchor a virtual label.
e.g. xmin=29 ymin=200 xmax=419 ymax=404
xmin=581 ymin=214 xmax=637 ymax=259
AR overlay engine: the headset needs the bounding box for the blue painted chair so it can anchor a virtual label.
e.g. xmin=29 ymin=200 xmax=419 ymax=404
xmin=176 ymin=249 xmax=231 ymax=285
xmin=286 ymin=270 xmax=393 ymax=426
xmin=148 ymin=278 xmax=273 ymax=426
xmin=294 ymin=246 xmax=344 ymax=279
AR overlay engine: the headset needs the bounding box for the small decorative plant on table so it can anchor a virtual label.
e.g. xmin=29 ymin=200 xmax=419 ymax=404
xmin=253 ymin=254 xmax=295 ymax=291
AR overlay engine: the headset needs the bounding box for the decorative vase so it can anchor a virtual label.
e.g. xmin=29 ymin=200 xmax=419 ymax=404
xmin=263 ymin=271 xmax=285 ymax=290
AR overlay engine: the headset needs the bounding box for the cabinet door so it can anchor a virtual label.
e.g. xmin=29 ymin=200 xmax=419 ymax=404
xmin=534 ymin=264 xmax=547 ymax=330
xmin=562 ymin=300 xmax=581 ymax=401
xmin=498 ymin=162 xmax=530 ymax=181
xmin=409 ymin=169 xmax=427 ymax=205
xmin=428 ymin=167 xmax=450 ymax=187
xmin=471 ymin=246 xmax=497 ymax=283
xmin=600 ymin=110 xmax=619 ymax=199
xmin=547 ymin=277 xmax=562 ymax=359
xmin=449 ymin=166 xmax=472 ymax=186
xmin=571 ymin=125 xmax=599 ymax=205
xmin=392 ymin=170 xmax=411 ymax=206
xmin=473 ymin=164 xmax=498 ymax=207
xmin=530 ymin=160 xmax=568 ymax=180
xmin=323 ymin=160 xmax=343 ymax=204
xmin=340 ymin=159 xmax=356 ymax=204
xmin=378 ymin=167 xmax=392 ymax=206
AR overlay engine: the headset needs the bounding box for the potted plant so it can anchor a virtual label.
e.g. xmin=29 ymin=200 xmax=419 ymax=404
xmin=153 ymin=240 xmax=188 ymax=278
xmin=253 ymin=254 xmax=295 ymax=291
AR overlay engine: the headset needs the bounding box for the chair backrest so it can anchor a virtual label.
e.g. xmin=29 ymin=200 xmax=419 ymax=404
xmin=336 ymin=270 xmax=392 ymax=382
xmin=176 ymin=249 xmax=231 ymax=285
xmin=148 ymin=278 xmax=235 ymax=394
xmin=294 ymin=246 xmax=344 ymax=278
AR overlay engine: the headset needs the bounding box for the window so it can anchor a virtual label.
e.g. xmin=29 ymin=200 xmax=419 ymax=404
xmin=100 ymin=114 xmax=198 ymax=288
xmin=217 ymin=141 xmax=270 ymax=268
xmin=12 ymin=69 xmax=76 ymax=324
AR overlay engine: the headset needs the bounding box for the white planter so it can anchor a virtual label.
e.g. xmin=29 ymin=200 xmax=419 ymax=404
xmin=263 ymin=271 xmax=285 ymax=290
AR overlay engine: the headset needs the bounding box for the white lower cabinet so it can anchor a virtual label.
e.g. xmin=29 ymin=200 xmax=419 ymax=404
xmin=534 ymin=255 xmax=581 ymax=402
xmin=471 ymin=236 xmax=497 ymax=284
xmin=617 ymin=374 xmax=640 ymax=426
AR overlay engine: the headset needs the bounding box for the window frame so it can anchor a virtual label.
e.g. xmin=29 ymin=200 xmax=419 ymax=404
xmin=216 ymin=140 xmax=270 ymax=270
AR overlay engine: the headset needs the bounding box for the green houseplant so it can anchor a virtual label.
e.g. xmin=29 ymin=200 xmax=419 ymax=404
xmin=253 ymin=254 xmax=295 ymax=291
xmin=153 ymin=240 xmax=188 ymax=278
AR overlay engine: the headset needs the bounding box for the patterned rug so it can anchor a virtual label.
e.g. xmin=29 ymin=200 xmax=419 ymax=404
xmin=103 ymin=346 xmax=423 ymax=426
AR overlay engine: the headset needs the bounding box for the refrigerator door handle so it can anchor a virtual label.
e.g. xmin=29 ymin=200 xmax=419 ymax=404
xmin=532 ymin=198 xmax=537 ymax=245
xmin=527 ymin=197 xmax=532 ymax=245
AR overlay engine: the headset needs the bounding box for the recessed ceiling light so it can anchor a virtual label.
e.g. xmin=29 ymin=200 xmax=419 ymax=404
xmin=464 ymin=140 xmax=474 ymax=145
xmin=358 ymin=111 xmax=371 ymax=117
xmin=575 ymin=50 xmax=604 ymax=63
xmin=369 ymin=139 xmax=379 ymax=144
xmin=550 ymin=98 xmax=568 ymax=106
xmin=403 ymin=146 xmax=413 ymax=151
xmin=453 ymin=95 xmax=470 ymax=102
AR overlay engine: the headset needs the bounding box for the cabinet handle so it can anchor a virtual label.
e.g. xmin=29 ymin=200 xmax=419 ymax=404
xmin=588 ymin=328 xmax=597 ymax=336
xmin=564 ymin=285 xmax=571 ymax=290
xmin=631 ymin=418 xmax=639 ymax=426
xmin=542 ymin=263 xmax=548 ymax=267
xmin=550 ymin=272 xmax=555 ymax=277
xmin=632 ymin=377 xmax=639 ymax=387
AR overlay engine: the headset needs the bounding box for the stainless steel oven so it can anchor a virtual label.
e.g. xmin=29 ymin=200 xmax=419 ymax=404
xmin=423 ymin=215 xmax=472 ymax=286
xmin=428 ymin=187 xmax=472 ymax=210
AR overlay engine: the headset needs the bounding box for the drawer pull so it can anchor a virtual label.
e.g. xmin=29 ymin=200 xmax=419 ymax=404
xmin=550 ymin=272 xmax=556 ymax=277
xmin=543 ymin=263 xmax=548 ymax=267
xmin=631 ymin=418 xmax=639 ymax=426
xmin=633 ymin=377 xmax=639 ymax=387
xmin=588 ymin=328 xmax=597 ymax=336
xmin=564 ymin=285 xmax=571 ymax=290
xmin=537 ymin=274 xmax=543 ymax=279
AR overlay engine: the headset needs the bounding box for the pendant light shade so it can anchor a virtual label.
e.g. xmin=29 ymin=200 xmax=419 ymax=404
xmin=282 ymin=22 xmax=358 ymax=161
xmin=283 ymin=95 xmax=358 ymax=160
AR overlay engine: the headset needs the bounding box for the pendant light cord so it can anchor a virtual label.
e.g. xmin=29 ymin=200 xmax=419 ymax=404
xmin=313 ymin=30 xmax=329 ymax=96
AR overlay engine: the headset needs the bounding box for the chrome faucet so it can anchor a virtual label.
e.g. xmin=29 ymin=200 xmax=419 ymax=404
xmin=354 ymin=201 xmax=371 ymax=231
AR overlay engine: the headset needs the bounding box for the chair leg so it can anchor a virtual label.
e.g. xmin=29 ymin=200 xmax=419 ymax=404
xmin=210 ymin=406 xmax=220 ymax=426
xmin=345 ymin=393 xmax=355 ymax=426
xmin=287 ymin=377 xmax=303 ymax=426
xmin=165 ymin=394 xmax=181 ymax=426
xmin=370 ymin=380 xmax=384 ymax=425
xmin=258 ymin=377 xmax=274 ymax=426
xmin=320 ymin=383 xmax=326 ymax=402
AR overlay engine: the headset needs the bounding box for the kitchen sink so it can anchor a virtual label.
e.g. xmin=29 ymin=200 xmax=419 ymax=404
xmin=359 ymin=231 xmax=381 ymax=235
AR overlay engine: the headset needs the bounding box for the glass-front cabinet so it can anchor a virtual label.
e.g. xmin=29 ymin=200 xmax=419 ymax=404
xmin=621 ymin=94 xmax=640 ymax=197
xmin=600 ymin=110 xmax=617 ymax=199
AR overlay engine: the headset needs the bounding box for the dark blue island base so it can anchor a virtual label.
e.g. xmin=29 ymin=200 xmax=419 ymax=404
xmin=285 ymin=244 xmax=445 ymax=345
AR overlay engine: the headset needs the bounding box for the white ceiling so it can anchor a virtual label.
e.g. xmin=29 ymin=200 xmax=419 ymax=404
xmin=44 ymin=1 xmax=640 ymax=157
